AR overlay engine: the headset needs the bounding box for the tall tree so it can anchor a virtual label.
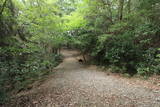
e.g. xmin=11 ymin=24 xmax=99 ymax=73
xmin=118 ymin=0 xmax=124 ymax=20
xmin=101 ymin=0 xmax=113 ymax=23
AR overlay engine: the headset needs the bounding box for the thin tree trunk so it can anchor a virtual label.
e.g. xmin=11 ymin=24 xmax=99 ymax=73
xmin=58 ymin=48 xmax=61 ymax=55
xmin=118 ymin=0 xmax=124 ymax=20
xmin=101 ymin=0 xmax=113 ymax=23
xmin=127 ymin=0 xmax=131 ymax=14
xmin=106 ymin=0 xmax=113 ymax=23
xmin=82 ymin=54 xmax=86 ymax=62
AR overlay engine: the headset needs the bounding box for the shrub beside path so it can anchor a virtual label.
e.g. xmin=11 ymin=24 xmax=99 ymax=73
xmin=5 ymin=49 xmax=160 ymax=107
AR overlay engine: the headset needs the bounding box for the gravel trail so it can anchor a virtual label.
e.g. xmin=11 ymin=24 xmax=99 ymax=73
xmin=6 ymin=49 xmax=160 ymax=107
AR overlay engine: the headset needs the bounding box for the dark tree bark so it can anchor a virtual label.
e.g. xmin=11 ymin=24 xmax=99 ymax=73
xmin=118 ymin=0 xmax=124 ymax=20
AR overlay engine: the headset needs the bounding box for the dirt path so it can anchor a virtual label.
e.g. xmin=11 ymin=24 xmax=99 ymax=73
xmin=7 ymin=49 xmax=160 ymax=107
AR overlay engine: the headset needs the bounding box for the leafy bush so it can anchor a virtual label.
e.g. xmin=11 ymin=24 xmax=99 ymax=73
xmin=0 ymin=46 xmax=62 ymax=104
xmin=90 ymin=20 xmax=160 ymax=76
xmin=136 ymin=48 xmax=160 ymax=76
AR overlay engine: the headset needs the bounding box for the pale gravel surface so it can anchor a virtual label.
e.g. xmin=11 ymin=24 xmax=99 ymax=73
xmin=5 ymin=50 xmax=160 ymax=107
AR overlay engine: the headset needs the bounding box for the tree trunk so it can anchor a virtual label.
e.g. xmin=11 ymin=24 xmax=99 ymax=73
xmin=58 ymin=48 xmax=61 ymax=55
xmin=82 ymin=53 xmax=86 ymax=62
xmin=107 ymin=0 xmax=113 ymax=22
xmin=118 ymin=0 xmax=124 ymax=20
xmin=127 ymin=0 xmax=131 ymax=14
xmin=101 ymin=0 xmax=113 ymax=23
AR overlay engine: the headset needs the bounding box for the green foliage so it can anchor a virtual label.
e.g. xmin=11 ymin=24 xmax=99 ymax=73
xmin=136 ymin=48 xmax=160 ymax=76
xmin=0 ymin=0 xmax=160 ymax=104
xmin=0 ymin=45 xmax=62 ymax=104
xmin=64 ymin=0 xmax=160 ymax=76
xmin=0 ymin=0 xmax=64 ymax=104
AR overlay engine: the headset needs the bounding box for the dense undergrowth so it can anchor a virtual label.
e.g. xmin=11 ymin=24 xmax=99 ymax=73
xmin=0 ymin=0 xmax=64 ymax=104
xmin=0 ymin=44 xmax=62 ymax=103
xmin=91 ymin=21 xmax=160 ymax=76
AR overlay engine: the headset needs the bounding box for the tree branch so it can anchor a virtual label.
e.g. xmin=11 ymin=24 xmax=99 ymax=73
xmin=0 ymin=0 xmax=8 ymax=16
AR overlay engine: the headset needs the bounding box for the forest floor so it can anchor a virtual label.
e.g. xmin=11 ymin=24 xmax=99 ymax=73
xmin=4 ymin=49 xmax=160 ymax=107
